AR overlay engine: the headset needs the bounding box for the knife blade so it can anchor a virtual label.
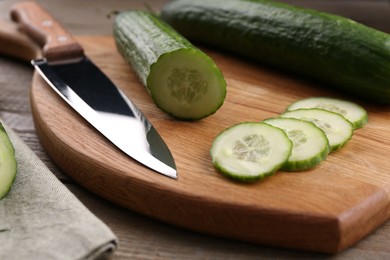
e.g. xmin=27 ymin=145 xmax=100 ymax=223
xmin=10 ymin=1 xmax=177 ymax=179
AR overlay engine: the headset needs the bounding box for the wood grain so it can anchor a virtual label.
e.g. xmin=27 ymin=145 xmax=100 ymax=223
xmin=28 ymin=35 xmax=390 ymax=253
xmin=1 ymin=1 xmax=390 ymax=259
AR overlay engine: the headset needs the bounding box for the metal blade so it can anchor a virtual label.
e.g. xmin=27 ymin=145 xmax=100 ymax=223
xmin=32 ymin=58 xmax=177 ymax=179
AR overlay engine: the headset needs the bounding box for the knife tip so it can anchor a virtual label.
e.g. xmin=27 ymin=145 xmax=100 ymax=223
xmin=164 ymin=169 xmax=178 ymax=180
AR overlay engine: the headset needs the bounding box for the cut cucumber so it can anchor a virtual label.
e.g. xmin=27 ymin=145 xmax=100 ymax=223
xmin=264 ymin=117 xmax=330 ymax=171
xmin=161 ymin=0 xmax=390 ymax=104
xmin=287 ymin=97 xmax=368 ymax=129
xmin=210 ymin=122 xmax=292 ymax=182
xmin=0 ymin=123 xmax=17 ymax=199
xmin=113 ymin=10 xmax=226 ymax=120
xmin=281 ymin=108 xmax=354 ymax=151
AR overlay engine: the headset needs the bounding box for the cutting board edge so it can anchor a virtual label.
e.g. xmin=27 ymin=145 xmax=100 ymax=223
xmin=337 ymin=188 xmax=390 ymax=251
xmin=28 ymin=35 xmax=390 ymax=254
xmin=29 ymin=96 xmax=390 ymax=253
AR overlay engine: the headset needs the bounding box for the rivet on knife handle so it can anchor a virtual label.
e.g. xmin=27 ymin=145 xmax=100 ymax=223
xmin=10 ymin=1 xmax=84 ymax=62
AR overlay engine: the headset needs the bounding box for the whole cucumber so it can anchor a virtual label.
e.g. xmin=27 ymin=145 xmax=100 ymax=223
xmin=161 ymin=0 xmax=390 ymax=104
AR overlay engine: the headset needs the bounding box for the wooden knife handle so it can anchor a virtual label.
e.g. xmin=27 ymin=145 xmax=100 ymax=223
xmin=10 ymin=1 xmax=84 ymax=62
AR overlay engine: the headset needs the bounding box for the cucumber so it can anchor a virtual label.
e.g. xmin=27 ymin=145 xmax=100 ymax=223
xmin=113 ymin=10 xmax=226 ymax=120
xmin=281 ymin=108 xmax=354 ymax=151
xmin=286 ymin=97 xmax=368 ymax=129
xmin=161 ymin=0 xmax=390 ymax=104
xmin=0 ymin=123 xmax=17 ymax=199
xmin=264 ymin=117 xmax=329 ymax=171
xmin=210 ymin=122 xmax=292 ymax=182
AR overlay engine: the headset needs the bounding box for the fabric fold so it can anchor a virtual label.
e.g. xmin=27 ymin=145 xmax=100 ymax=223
xmin=0 ymin=121 xmax=118 ymax=259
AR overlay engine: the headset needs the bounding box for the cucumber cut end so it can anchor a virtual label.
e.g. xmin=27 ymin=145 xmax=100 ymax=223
xmin=210 ymin=122 xmax=292 ymax=182
xmin=147 ymin=48 xmax=226 ymax=120
xmin=0 ymin=125 xmax=17 ymax=199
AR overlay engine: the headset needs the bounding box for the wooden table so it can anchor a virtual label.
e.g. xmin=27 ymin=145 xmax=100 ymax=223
xmin=1 ymin=0 xmax=390 ymax=259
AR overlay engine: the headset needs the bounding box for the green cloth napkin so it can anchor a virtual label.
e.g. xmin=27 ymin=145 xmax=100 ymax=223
xmin=0 ymin=122 xmax=118 ymax=259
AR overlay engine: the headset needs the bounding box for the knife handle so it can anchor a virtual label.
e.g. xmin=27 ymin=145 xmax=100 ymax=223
xmin=10 ymin=1 xmax=84 ymax=62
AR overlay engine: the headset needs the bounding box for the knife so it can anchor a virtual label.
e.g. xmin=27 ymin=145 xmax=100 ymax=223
xmin=10 ymin=1 xmax=177 ymax=179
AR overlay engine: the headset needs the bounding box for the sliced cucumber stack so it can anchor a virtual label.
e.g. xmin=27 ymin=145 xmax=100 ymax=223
xmin=210 ymin=122 xmax=292 ymax=182
xmin=286 ymin=97 xmax=368 ymax=129
xmin=210 ymin=97 xmax=366 ymax=182
xmin=281 ymin=108 xmax=354 ymax=151
xmin=0 ymin=123 xmax=17 ymax=199
xmin=264 ymin=117 xmax=330 ymax=171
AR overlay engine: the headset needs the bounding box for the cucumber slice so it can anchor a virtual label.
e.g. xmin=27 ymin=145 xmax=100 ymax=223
xmin=264 ymin=117 xmax=330 ymax=171
xmin=210 ymin=122 xmax=292 ymax=182
xmin=281 ymin=108 xmax=354 ymax=151
xmin=114 ymin=10 xmax=226 ymax=120
xmin=0 ymin=123 xmax=17 ymax=199
xmin=287 ymin=97 xmax=368 ymax=129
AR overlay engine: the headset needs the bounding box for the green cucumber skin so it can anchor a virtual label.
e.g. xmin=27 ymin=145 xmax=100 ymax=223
xmin=161 ymin=0 xmax=390 ymax=104
xmin=113 ymin=10 xmax=226 ymax=120
xmin=114 ymin=10 xmax=192 ymax=87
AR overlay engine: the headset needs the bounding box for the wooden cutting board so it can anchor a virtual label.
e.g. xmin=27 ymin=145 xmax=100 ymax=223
xmin=16 ymin=33 xmax=390 ymax=253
